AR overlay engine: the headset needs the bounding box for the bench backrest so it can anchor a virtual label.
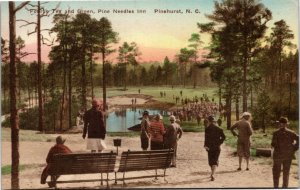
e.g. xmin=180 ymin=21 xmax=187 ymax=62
xmin=49 ymin=152 xmax=117 ymax=175
xmin=118 ymin=149 xmax=174 ymax=172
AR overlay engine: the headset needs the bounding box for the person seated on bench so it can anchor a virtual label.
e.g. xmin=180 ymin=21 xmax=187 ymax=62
xmin=148 ymin=114 xmax=165 ymax=150
xmin=40 ymin=136 xmax=72 ymax=185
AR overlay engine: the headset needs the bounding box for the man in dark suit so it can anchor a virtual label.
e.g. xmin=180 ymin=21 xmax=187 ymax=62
xmin=272 ymin=117 xmax=299 ymax=188
xmin=204 ymin=115 xmax=226 ymax=181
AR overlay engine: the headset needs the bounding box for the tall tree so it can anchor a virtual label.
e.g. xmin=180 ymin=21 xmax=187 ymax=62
xmin=268 ymin=20 xmax=294 ymax=86
xmin=206 ymin=0 xmax=272 ymax=112
xmin=162 ymin=56 xmax=171 ymax=85
xmin=97 ymin=17 xmax=118 ymax=111
xmin=17 ymin=1 xmax=58 ymax=131
xmin=118 ymin=42 xmax=140 ymax=90
xmin=177 ymin=47 xmax=194 ymax=87
xmin=1 ymin=38 xmax=10 ymax=113
xmin=188 ymin=33 xmax=203 ymax=88
xmin=9 ymin=2 xmax=30 ymax=188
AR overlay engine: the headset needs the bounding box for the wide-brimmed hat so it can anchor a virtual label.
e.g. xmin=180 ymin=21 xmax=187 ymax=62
xmin=242 ymin=112 xmax=251 ymax=118
xmin=143 ymin=110 xmax=149 ymax=116
xmin=277 ymin=117 xmax=289 ymax=124
xmin=56 ymin=136 xmax=66 ymax=144
xmin=207 ymin=115 xmax=216 ymax=122
xmin=169 ymin=115 xmax=176 ymax=121
xmin=156 ymin=114 xmax=163 ymax=120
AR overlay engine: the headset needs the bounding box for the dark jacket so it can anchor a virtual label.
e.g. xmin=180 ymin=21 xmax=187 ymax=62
xmin=204 ymin=123 xmax=226 ymax=150
xmin=46 ymin=144 xmax=72 ymax=164
xmin=271 ymin=127 xmax=299 ymax=160
xmin=83 ymin=107 xmax=106 ymax=139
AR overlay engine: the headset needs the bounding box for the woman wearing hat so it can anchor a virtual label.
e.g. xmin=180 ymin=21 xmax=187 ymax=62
xmin=164 ymin=115 xmax=183 ymax=167
xmin=204 ymin=115 xmax=226 ymax=181
xmin=230 ymin=112 xmax=253 ymax=171
xmin=148 ymin=114 xmax=165 ymax=150
xmin=41 ymin=136 xmax=72 ymax=186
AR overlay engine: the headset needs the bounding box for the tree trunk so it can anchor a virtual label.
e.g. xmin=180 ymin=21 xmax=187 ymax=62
xmin=81 ymin=48 xmax=86 ymax=110
xmin=102 ymin=52 xmax=106 ymax=111
xmin=226 ymin=93 xmax=231 ymax=130
xmin=66 ymin=18 xmax=72 ymax=129
xmin=262 ymin=115 xmax=265 ymax=133
xmin=235 ymin=96 xmax=239 ymax=121
xmin=242 ymin=57 xmax=247 ymax=112
xmin=60 ymin=44 xmax=67 ymax=131
xmin=90 ymin=49 xmax=94 ymax=99
xmin=9 ymin=2 xmax=20 ymax=188
xmin=68 ymin=53 xmax=72 ymax=129
xmin=193 ymin=65 xmax=197 ymax=88
xmin=124 ymin=61 xmax=127 ymax=90
xmin=218 ymin=83 xmax=222 ymax=109
xmin=37 ymin=1 xmax=44 ymax=132
xmin=250 ymin=86 xmax=253 ymax=110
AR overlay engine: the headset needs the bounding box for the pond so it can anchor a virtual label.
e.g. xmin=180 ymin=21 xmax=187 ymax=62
xmin=106 ymin=108 xmax=168 ymax=132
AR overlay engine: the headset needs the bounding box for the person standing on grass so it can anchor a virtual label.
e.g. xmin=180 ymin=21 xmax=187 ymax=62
xmin=140 ymin=110 xmax=150 ymax=150
xmin=230 ymin=112 xmax=253 ymax=171
xmin=82 ymin=99 xmax=107 ymax=153
xmin=271 ymin=117 xmax=299 ymax=188
xmin=204 ymin=115 xmax=226 ymax=181
xmin=164 ymin=115 xmax=183 ymax=167
xmin=41 ymin=136 xmax=72 ymax=187
xmin=148 ymin=114 xmax=165 ymax=150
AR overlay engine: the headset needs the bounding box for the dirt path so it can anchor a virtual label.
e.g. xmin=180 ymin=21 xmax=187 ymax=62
xmin=2 ymin=132 xmax=299 ymax=189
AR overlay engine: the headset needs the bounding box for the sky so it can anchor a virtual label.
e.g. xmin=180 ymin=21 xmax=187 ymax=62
xmin=0 ymin=0 xmax=299 ymax=63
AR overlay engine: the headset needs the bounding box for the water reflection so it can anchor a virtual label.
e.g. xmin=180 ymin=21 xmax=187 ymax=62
xmin=106 ymin=108 xmax=167 ymax=132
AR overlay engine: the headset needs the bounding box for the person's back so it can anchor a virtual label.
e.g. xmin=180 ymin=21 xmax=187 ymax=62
xmin=149 ymin=120 xmax=164 ymax=142
xmin=46 ymin=144 xmax=72 ymax=164
xmin=205 ymin=123 xmax=225 ymax=150
xmin=83 ymin=107 xmax=106 ymax=139
xmin=231 ymin=119 xmax=252 ymax=143
xmin=41 ymin=136 xmax=72 ymax=186
xmin=140 ymin=111 xmax=150 ymax=150
xmin=272 ymin=127 xmax=298 ymax=160
xmin=165 ymin=122 xmax=182 ymax=148
xmin=82 ymin=99 xmax=107 ymax=153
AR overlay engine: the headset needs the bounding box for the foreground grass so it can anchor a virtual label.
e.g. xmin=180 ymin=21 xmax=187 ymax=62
xmin=2 ymin=164 xmax=40 ymax=175
xmin=1 ymin=127 xmax=54 ymax=142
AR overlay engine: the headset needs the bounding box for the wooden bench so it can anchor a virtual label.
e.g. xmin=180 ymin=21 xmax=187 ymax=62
xmin=115 ymin=149 xmax=174 ymax=184
xmin=48 ymin=151 xmax=117 ymax=188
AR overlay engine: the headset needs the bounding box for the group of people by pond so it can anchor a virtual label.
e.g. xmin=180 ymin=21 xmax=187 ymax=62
xmin=40 ymin=98 xmax=299 ymax=188
xmin=140 ymin=110 xmax=183 ymax=167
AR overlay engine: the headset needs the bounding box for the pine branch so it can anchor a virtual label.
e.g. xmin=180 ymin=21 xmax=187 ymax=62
xmin=17 ymin=19 xmax=37 ymax=28
xmin=20 ymin=52 xmax=36 ymax=59
xmin=14 ymin=1 xmax=30 ymax=13
xmin=41 ymin=35 xmax=54 ymax=46
xmin=27 ymin=26 xmax=37 ymax=36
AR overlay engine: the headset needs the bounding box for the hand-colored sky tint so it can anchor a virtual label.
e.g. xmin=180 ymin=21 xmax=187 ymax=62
xmin=1 ymin=0 xmax=298 ymax=63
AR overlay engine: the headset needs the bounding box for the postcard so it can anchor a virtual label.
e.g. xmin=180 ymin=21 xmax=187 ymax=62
xmin=1 ymin=0 xmax=299 ymax=189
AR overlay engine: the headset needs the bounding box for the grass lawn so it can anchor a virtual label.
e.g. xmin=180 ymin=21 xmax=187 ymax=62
xmin=1 ymin=164 xmax=40 ymax=175
xmin=93 ymin=86 xmax=219 ymax=103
